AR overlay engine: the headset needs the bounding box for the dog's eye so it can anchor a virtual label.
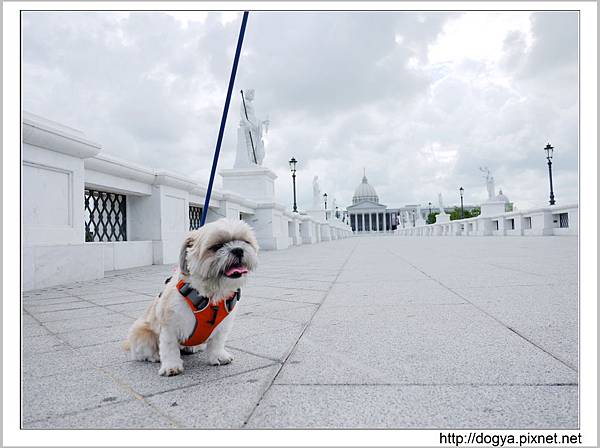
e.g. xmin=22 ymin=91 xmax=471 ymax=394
xmin=209 ymin=243 xmax=224 ymax=252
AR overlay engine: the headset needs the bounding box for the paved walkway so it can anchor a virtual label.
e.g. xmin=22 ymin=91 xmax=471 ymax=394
xmin=22 ymin=236 xmax=578 ymax=429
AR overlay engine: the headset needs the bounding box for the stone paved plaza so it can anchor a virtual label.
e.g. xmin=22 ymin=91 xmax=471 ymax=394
xmin=21 ymin=236 xmax=578 ymax=429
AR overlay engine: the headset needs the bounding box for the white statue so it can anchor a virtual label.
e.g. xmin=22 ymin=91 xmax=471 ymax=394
xmin=312 ymin=176 xmax=321 ymax=209
xmin=438 ymin=193 xmax=447 ymax=215
xmin=479 ymin=166 xmax=495 ymax=200
xmin=234 ymin=89 xmax=270 ymax=168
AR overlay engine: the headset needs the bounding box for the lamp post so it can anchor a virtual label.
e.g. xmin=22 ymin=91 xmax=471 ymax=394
xmin=428 ymin=201 xmax=432 ymax=223
xmin=288 ymin=157 xmax=298 ymax=212
xmin=323 ymin=193 xmax=328 ymax=220
xmin=459 ymin=187 xmax=464 ymax=219
xmin=544 ymin=143 xmax=556 ymax=205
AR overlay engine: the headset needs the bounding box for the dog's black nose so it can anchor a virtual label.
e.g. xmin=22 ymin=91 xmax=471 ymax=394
xmin=230 ymin=248 xmax=244 ymax=258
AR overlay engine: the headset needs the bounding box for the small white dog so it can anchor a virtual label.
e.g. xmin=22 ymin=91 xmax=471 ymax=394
xmin=123 ymin=218 xmax=259 ymax=376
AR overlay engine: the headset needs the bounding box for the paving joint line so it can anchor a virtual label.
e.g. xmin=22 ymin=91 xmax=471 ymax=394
xmin=22 ymin=397 xmax=135 ymax=427
xmin=227 ymin=323 xmax=305 ymax=344
xmin=241 ymin=241 xmax=360 ymax=427
xmin=243 ymin=295 xmax=321 ymax=305
xmin=94 ymin=365 xmax=185 ymax=428
xmin=141 ymin=363 xmax=281 ymax=399
xmin=225 ymin=346 xmax=281 ymax=363
xmin=386 ymin=248 xmax=577 ymax=373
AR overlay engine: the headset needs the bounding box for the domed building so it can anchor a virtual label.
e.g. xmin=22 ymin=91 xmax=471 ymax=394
xmin=352 ymin=174 xmax=379 ymax=204
xmin=346 ymin=172 xmax=396 ymax=232
xmin=495 ymin=189 xmax=513 ymax=212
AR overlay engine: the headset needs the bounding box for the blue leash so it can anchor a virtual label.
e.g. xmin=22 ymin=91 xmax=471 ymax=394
xmin=200 ymin=11 xmax=249 ymax=227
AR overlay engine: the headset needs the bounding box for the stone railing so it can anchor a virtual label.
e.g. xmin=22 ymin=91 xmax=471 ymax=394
xmin=395 ymin=203 xmax=578 ymax=237
xmin=22 ymin=112 xmax=352 ymax=290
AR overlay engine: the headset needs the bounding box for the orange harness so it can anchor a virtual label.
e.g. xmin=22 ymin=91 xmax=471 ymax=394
xmin=176 ymin=279 xmax=240 ymax=347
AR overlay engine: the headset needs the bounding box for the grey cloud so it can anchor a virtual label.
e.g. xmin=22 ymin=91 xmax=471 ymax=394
xmin=22 ymin=11 xmax=578 ymax=211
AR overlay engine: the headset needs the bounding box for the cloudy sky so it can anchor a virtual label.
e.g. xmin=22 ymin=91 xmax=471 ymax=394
xmin=22 ymin=10 xmax=578 ymax=210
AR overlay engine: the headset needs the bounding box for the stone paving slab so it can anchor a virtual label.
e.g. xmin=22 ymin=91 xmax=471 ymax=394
xmin=454 ymin=283 xmax=578 ymax=369
xmin=145 ymin=365 xmax=281 ymax=428
xmin=58 ymin=322 xmax=134 ymax=348
xmin=274 ymin=305 xmax=577 ymax=384
xmin=23 ymin=368 xmax=133 ymax=423
xmin=23 ymin=333 xmax=70 ymax=354
xmin=26 ymin=399 xmax=177 ymax=429
xmin=246 ymin=384 xmax=578 ymax=429
xmin=228 ymin=322 xmax=307 ymax=361
xmin=104 ymin=349 xmax=276 ymax=397
xmin=42 ymin=313 xmax=133 ymax=333
xmin=76 ymin=340 xmax=133 ymax=367
xmin=21 ymin=236 xmax=578 ymax=429
xmin=23 ymin=348 xmax=94 ymax=378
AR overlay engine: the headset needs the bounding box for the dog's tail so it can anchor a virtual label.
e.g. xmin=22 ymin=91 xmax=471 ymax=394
xmin=123 ymin=320 xmax=159 ymax=361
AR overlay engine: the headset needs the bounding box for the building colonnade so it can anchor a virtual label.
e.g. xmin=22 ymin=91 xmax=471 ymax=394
xmin=348 ymin=211 xmax=393 ymax=232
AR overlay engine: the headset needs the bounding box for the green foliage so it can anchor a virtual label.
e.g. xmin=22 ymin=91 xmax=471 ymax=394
xmin=426 ymin=212 xmax=438 ymax=224
xmin=449 ymin=207 xmax=480 ymax=221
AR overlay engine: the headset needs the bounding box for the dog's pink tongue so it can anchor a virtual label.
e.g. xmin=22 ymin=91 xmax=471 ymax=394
xmin=225 ymin=266 xmax=248 ymax=276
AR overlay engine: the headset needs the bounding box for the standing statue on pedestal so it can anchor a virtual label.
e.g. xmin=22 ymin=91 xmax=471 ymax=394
xmin=479 ymin=167 xmax=495 ymax=200
xmin=312 ymin=176 xmax=322 ymax=209
xmin=437 ymin=193 xmax=447 ymax=215
xmin=234 ymin=89 xmax=270 ymax=168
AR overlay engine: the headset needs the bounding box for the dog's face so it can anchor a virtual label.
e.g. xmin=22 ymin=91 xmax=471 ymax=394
xmin=180 ymin=218 xmax=259 ymax=293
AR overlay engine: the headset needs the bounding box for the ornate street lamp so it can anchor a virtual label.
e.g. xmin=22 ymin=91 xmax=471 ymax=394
xmin=544 ymin=143 xmax=556 ymax=205
xmin=323 ymin=193 xmax=328 ymax=220
xmin=459 ymin=187 xmax=464 ymax=219
xmin=288 ymin=157 xmax=298 ymax=212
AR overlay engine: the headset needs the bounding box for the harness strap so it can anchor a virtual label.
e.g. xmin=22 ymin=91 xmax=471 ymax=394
xmin=174 ymin=279 xmax=241 ymax=346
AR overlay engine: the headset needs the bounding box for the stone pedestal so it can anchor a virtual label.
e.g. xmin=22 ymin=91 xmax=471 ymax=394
xmin=480 ymin=201 xmax=507 ymax=217
xmin=220 ymin=166 xmax=277 ymax=203
xmin=299 ymin=216 xmax=317 ymax=244
xmin=245 ymin=203 xmax=290 ymax=250
xmin=435 ymin=213 xmax=450 ymax=224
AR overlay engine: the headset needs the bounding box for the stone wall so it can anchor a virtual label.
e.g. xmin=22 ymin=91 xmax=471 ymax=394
xmin=396 ymin=203 xmax=578 ymax=237
xmin=22 ymin=112 xmax=353 ymax=290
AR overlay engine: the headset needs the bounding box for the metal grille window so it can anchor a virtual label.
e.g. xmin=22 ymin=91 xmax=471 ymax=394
xmin=559 ymin=213 xmax=569 ymax=228
xmin=84 ymin=189 xmax=127 ymax=242
xmin=189 ymin=205 xmax=203 ymax=230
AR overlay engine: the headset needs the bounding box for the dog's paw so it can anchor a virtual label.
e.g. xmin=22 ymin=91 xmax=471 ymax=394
xmin=207 ymin=349 xmax=234 ymax=366
xmin=159 ymin=362 xmax=184 ymax=376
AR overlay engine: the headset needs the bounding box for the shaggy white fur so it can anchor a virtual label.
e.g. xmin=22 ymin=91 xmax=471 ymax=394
xmin=123 ymin=218 xmax=259 ymax=376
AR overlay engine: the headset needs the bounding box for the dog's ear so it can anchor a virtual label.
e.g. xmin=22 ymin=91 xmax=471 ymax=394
xmin=179 ymin=232 xmax=197 ymax=276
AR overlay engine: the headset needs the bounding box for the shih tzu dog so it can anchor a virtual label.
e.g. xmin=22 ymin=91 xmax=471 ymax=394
xmin=124 ymin=218 xmax=259 ymax=376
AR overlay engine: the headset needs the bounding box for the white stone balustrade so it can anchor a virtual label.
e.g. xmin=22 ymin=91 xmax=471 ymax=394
xmin=22 ymin=112 xmax=353 ymax=290
xmin=395 ymin=204 xmax=578 ymax=237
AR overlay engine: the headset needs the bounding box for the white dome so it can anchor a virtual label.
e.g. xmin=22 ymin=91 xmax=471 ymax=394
xmin=495 ymin=189 xmax=510 ymax=203
xmin=352 ymin=174 xmax=379 ymax=204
